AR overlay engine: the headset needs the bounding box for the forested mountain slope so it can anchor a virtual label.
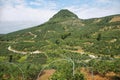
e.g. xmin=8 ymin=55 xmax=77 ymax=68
xmin=0 ymin=9 xmax=120 ymax=80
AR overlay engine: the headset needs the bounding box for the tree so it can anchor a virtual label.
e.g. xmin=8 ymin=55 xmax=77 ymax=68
xmin=97 ymin=33 xmax=101 ymax=41
xmin=61 ymin=32 xmax=71 ymax=40
xmin=55 ymin=39 xmax=60 ymax=44
xmin=71 ymin=72 xmax=85 ymax=80
xmin=9 ymin=55 xmax=13 ymax=62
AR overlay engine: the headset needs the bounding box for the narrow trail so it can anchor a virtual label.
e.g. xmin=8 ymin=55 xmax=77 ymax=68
xmin=28 ymin=32 xmax=37 ymax=39
xmin=66 ymin=46 xmax=97 ymax=59
xmin=8 ymin=46 xmax=42 ymax=54
xmin=23 ymin=40 xmax=35 ymax=42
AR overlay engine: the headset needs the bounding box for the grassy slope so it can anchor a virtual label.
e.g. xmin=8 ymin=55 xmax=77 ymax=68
xmin=0 ymin=10 xmax=120 ymax=80
xmin=0 ymin=13 xmax=120 ymax=56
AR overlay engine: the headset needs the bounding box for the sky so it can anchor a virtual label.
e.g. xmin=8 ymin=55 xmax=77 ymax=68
xmin=0 ymin=0 xmax=120 ymax=34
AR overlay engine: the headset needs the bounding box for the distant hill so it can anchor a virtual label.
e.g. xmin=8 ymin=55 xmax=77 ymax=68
xmin=0 ymin=34 xmax=5 ymax=36
xmin=0 ymin=9 xmax=120 ymax=55
xmin=49 ymin=9 xmax=78 ymax=21
xmin=0 ymin=34 xmax=4 ymax=38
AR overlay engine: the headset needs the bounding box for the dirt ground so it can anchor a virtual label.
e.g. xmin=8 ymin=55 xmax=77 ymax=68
xmin=80 ymin=68 xmax=119 ymax=80
xmin=37 ymin=68 xmax=119 ymax=80
xmin=37 ymin=69 xmax=55 ymax=80
xmin=110 ymin=16 xmax=120 ymax=22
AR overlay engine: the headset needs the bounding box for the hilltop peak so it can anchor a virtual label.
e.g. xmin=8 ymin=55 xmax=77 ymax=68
xmin=50 ymin=9 xmax=78 ymax=21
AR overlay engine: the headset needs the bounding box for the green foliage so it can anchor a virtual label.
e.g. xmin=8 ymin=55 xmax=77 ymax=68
xmin=88 ymin=59 xmax=120 ymax=76
xmin=0 ymin=10 xmax=120 ymax=80
xmin=9 ymin=55 xmax=13 ymax=62
xmin=17 ymin=55 xmax=28 ymax=62
xmin=50 ymin=61 xmax=85 ymax=80
xmin=96 ymin=33 xmax=101 ymax=41
xmin=61 ymin=32 xmax=71 ymax=40
xmin=72 ymin=72 xmax=85 ymax=80
xmin=50 ymin=9 xmax=78 ymax=22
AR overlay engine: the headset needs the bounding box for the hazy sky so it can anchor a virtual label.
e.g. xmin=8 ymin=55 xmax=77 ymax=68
xmin=0 ymin=0 xmax=120 ymax=34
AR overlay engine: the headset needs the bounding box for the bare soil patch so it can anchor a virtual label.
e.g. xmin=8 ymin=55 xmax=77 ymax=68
xmin=110 ymin=16 xmax=120 ymax=22
xmin=80 ymin=68 xmax=119 ymax=80
xmin=38 ymin=69 xmax=55 ymax=80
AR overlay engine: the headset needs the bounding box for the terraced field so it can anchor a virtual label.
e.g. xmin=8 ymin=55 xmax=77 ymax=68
xmin=0 ymin=9 xmax=120 ymax=80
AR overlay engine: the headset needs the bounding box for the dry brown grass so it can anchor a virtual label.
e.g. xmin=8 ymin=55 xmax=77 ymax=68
xmin=94 ymin=19 xmax=102 ymax=23
xmin=110 ymin=16 xmax=120 ymax=22
xmin=80 ymin=68 xmax=119 ymax=80
xmin=38 ymin=69 xmax=55 ymax=80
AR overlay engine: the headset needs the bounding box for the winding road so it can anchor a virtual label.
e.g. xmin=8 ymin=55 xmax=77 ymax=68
xmin=8 ymin=46 xmax=42 ymax=54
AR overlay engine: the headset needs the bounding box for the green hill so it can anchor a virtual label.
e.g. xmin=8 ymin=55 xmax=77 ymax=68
xmin=1 ymin=9 xmax=119 ymax=55
xmin=50 ymin=9 xmax=78 ymax=21
xmin=0 ymin=9 xmax=120 ymax=80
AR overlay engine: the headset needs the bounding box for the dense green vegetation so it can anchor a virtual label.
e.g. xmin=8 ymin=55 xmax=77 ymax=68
xmin=0 ymin=9 xmax=120 ymax=80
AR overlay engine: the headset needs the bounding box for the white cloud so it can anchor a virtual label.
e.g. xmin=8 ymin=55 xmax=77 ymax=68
xmin=0 ymin=5 xmax=57 ymax=22
xmin=0 ymin=0 xmax=58 ymax=33
xmin=97 ymin=0 xmax=110 ymax=2
xmin=46 ymin=2 xmax=57 ymax=9
xmin=29 ymin=0 xmax=44 ymax=6
xmin=65 ymin=4 xmax=120 ymax=19
xmin=0 ymin=0 xmax=58 ymax=22
xmin=0 ymin=0 xmax=26 ymax=6
xmin=29 ymin=2 xmax=41 ymax=6
xmin=1 ymin=0 xmax=120 ymax=21
xmin=77 ymin=7 xmax=120 ymax=19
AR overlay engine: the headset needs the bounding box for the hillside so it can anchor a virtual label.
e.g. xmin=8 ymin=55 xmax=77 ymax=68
xmin=0 ymin=9 xmax=120 ymax=80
